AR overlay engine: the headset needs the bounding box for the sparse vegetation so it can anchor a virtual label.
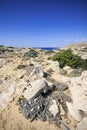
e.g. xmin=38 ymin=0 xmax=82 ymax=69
xmin=17 ymin=64 xmax=27 ymax=69
xmin=24 ymin=49 xmax=38 ymax=59
xmin=45 ymin=50 xmax=55 ymax=55
xmin=47 ymin=57 xmax=51 ymax=60
xmin=52 ymin=49 xmax=87 ymax=69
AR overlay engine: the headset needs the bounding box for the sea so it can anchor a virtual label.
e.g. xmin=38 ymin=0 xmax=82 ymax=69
xmin=34 ymin=47 xmax=59 ymax=50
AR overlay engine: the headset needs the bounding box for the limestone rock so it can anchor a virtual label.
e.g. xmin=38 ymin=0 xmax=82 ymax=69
xmin=66 ymin=102 xmax=81 ymax=121
xmin=76 ymin=117 xmax=87 ymax=130
xmin=70 ymin=74 xmax=87 ymax=113
xmin=0 ymin=83 xmax=15 ymax=109
xmin=16 ymin=79 xmax=29 ymax=96
xmin=50 ymin=61 xmax=60 ymax=72
xmin=23 ymin=79 xmax=49 ymax=100
xmin=29 ymin=65 xmax=44 ymax=81
xmin=49 ymin=99 xmax=59 ymax=116
xmin=63 ymin=66 xmax=82 ymax=77
xmin=27 ymin=64 xmax=35 ymax=75
xmin=66 ymin=71 xmax=87 ymax=121
xmin=60 ymin=122 xmax=70 ymax=130
xmin=46 ymin=80 xmax=55 ymax=91
xmin=59 ymin=104 xmax=66 ymax=116
xmin=63 ymin=66 xmax=71 ymax=72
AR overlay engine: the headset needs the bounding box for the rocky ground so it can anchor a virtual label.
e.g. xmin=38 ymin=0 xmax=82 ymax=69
xmin=0 ymin=43 xmax=87 ymax=130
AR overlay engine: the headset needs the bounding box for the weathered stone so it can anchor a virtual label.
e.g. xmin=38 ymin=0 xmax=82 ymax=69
xmin=49 ymin=99 xmax=59 ymax=116
xmin=0 ymin=83 xmax=15 ymax=109
xmin=46 ymin=80 xmax=55 ymax=91
xmin=29 ymin=65 xmax=44 ymax=81
xmin=60 ymin=122 xmax=70 ymax=130
xmin=59 ymin=104 xmax=66 ymax=116
xmin=23 ymin=79 xmax=49 ymax=100
xmin=16 ymin=79 xmax=30 ymax=96
xmin=46 ymin=79 xmax=68 ymax=91
xmin=63 ymin=66 xmax=71 ymax=72
xmin=66 ymin=102 xmax=81 ymax=121
xmin=66 ymin=71 xmax=87 ymax=121
xmin=55 ymin=91 xmax=71 ymax=115
xmin=27 ymin=64 xmax=35 ymax=75
xmin=50 ymin=61 xmax=60 ymax=72
xmin=63 ymin=66 xmax=82 ymax=77
xmin=76 ymin=117 xmax=87 ymax=130
xmin=55 ymin=82 xmax=68 ymax=91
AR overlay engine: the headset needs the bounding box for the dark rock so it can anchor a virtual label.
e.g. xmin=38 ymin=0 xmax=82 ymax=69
xmin=17 ymin=88 xmax=71 ymax=129
xmin=54 ymin=83 xmax=68 ymax=91
xmin=18 ymin=95 xmax=47 ymax=122
xmin=18 ymin=95 xmax=62 ymax=126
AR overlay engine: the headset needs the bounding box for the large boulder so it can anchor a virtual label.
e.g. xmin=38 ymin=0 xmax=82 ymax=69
xmin=25 ymin=79 xmax=49 ymax=99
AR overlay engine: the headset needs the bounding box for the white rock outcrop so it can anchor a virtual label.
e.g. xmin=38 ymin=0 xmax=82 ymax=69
xmin=66 ymin=71 xmax=87 ymax=121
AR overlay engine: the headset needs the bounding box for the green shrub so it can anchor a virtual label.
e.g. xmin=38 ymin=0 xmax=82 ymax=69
xmin=52 ymin=49 xmax=87 ymax=69
xmin=24 ymin=49 xmax=38 ymax=59
xmin=17 ymin=64 xmax=27 ymax=69
xmin=47 ymin=57 xmax=51 ymax=60
xmin=45 ymin=50 xmax=54 ymax=55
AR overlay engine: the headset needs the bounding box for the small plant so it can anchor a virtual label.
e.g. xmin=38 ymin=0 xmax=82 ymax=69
xmin=52 ymin=49 xmax=87 ymax=69
xmin=47 ymin=57 xmax=51 ymax=60
xmin=17 ymin=64 xmax=27 ymax=69
xmin=24 ymin=49 xmax=38 ymax=59
xmin=45 ymin=50 xmax=54 ymax=55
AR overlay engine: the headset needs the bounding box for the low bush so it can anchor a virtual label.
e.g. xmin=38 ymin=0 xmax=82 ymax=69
xmin=17 ymin=64 xmax=27 ymax=69
xmin=45 ymin=50 xmax=54 ymax=55
xmin=24 ymin=49 xmax=38 ymax=59
xmin=52 ymin=49 xmax=87 ymax=69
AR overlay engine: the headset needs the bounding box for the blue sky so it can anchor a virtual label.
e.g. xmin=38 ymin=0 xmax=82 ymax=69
xmin=0 ymin=0 xmax=87 ymax=47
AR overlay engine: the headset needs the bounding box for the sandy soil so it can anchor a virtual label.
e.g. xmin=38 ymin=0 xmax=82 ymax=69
xmin=0 ymin=92 xmax=77 ymax=130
